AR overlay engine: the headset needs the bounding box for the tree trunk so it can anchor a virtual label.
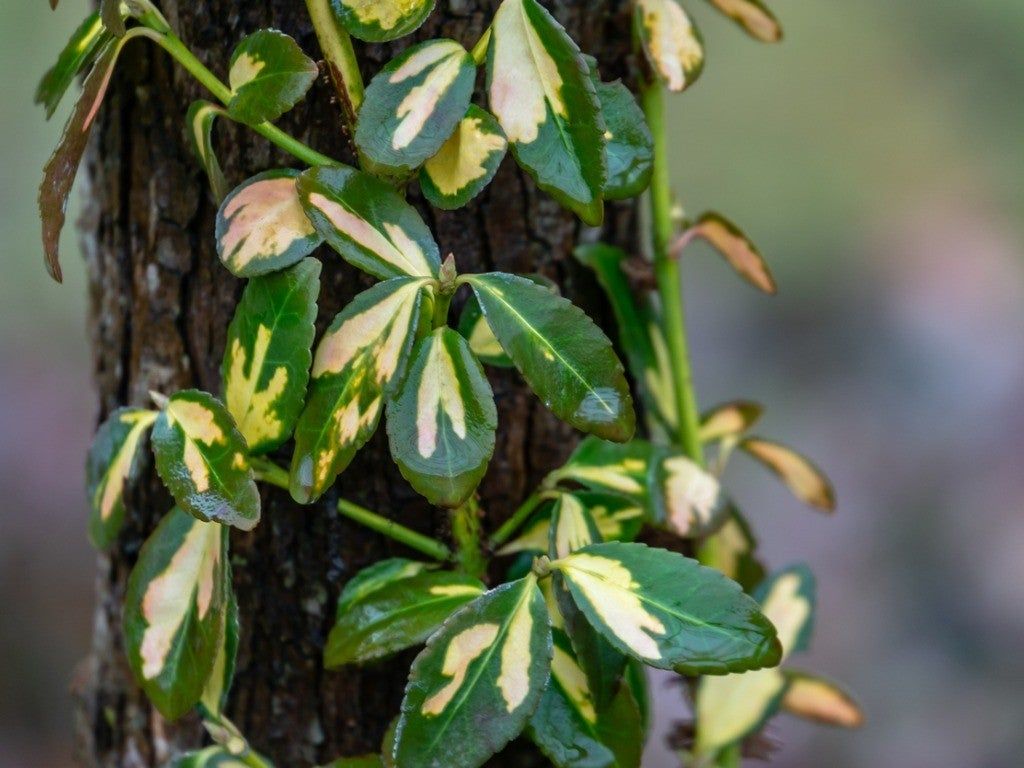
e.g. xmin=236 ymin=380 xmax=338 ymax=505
xmin=74 ymin=2 xmax=638 ymax=766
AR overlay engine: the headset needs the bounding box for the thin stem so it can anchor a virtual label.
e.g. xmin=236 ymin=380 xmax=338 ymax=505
xmin=489 ymin=491 xmax=545 ymax=548
xmin=451 ymin=498 xmax=488 ymax=579
xmin=337 ymin=499 xmax=452 ymax=563
xmin=250 ymin=457 xmax=289 ymax=490
xmin=304 ymin=0 xmax=365 ymax=129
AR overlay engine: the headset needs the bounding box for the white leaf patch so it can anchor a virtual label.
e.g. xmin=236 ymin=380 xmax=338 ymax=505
xmin=497 ymin=589 xmax=534 ymax=712
xmin=389 ymin=41 xmax=465 ymax=150
xmin=422 ymin=623 xmax=500 ymax=716
xmin=416 ymin=336 xmax=466 ymax=458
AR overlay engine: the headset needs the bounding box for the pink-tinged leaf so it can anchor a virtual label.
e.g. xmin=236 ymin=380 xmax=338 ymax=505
xmin=672 ymin=212 xmax=776 ymax=294
xmin=781 ymin=670 xmax=864 ymax=728
xmin=704 ymin=0 xmax=782 ymax=43
xmin=741 ymin=437 xmax=836 ymax=512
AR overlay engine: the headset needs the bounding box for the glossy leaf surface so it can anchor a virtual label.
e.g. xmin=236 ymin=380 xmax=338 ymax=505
xmin=124 ymin=509 xmax=229 ymax=720
xmin=594 ymin=76 xmax=653 ymax=200
xmin=674 ymin=212 xmax=776 ymax=294
xmin=741 ymin=437 xmax=836 ymax=511
xmin=227 ymin=29 xmax=318 ymax=125
xmin=221 ymin=258 xmax=320 ymax=454
xmin=652 ymin=453 xmax=731 ymax=538
xmin=336 ymin=558 xmax=435 ymax=618
xmin=699 ymin=400 xmax=763 ymax=443
xmin=466 ymin=273 xmax=634 ymax=442
xmin=635 ymin=0 xmax=704 ymax=92
xmin=394 ymin=576 xmax=552 ymax=768
xmin=420 ymin=105 xmax=508 ymax=210
xmin=36 ymin=12 xmax=111 ymax=119
xmin=86 ymin=407 xmax=157 ymax=549
xmin=456 ymin=290 xmax=512 ymax=368
xmin=299 ymin=166 xmax=441 ymax=280
xmin=548 ymin=493 xmax=602 ymax=561
xmin=290 ymin=278 xmax=429 ymax=503
xmin=187 ymin=101 xmax=230 ymax=203
xmin=704 ymin=0 xmax=782 ymax=43
xmin=554 ymin=542 xmax=781 ymax=674
xmin=332 ymin=0 xmax=436 ymax=43
xmin=488 ymin=0 xmax=606 ymax=224
xmin=781 ymin=670 xmax=864 ymax=728
xmin=325 ymin=571 xmax=485 ymax=666
xmin=152 ymin=390 xmax=261 ymax=531
xmin=387 ymin=328 xmax=497 ymax=508
xmin=550 ymin=437 xmax=655 ymax=512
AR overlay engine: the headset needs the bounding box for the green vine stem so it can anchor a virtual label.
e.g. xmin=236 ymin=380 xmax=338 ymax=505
xmin=451 ymin=498 xmax=488 ymax=579
xmin=304 ymin=0 xmax=365 ymax=132
xmin=488 ymin=490 xmax=543 ymax=549
xmin=199 ymin=710 xmax=275 ymax=768
xmin=337 ymin=499 xmax=452 ymax=563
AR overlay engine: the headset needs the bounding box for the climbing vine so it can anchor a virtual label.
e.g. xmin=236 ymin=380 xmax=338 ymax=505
xmin=40 ymin=1 xmax=862 ymax=766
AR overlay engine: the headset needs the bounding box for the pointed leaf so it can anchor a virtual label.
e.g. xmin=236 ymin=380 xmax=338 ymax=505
xmin=221 ymin=258 xmax=320 ymax=454
xmin=623 ymin=659 xmax=650 ymax=736
xmin=488 ymin=0 xmax=606 ymax=225
xmin=704 ymin=0 xmax=782 ymax=43
xmin=674 ymin=212 xmax=776 ymax=294
xmin=781 ymin=670 xmax=864 ymax=728
xmin=741 ymin=437 xmax=836 ymax=512
xmin=582 ymin=492 xmax=645 ymax=544
xmin=466 ymin=273 xmax=635 ymax=442
xmin=35 ymin=12 xmax=112 ymax=119
xmin=216 ymin=169 xmax=323 ymax=277
xmin=200 ymin=586 xmax=239 ymax=716
xmin=456 ymin=290 xmax=512 ymax=368
xmin=699 ymin=509 xmax=766 ymax=593
xmin=326 ymin=571 xmax=486 ymax=666
xmin=356 ymin=39 xmax=476 ymax=174
xmin=123 ymin=509 xmax=229 ymax=720
xmin=549 ymin=437 xmax=655 ymax=511
xmin=336 ymin=558 xmax=436 ymax=617
xmin=152 ymin=390 xmax=261 ymax=531
xmin=290 ymin=278 xmax=429 ymax=503
xmin=387 ymin=328 xmax=497 ymax=508
xmin=699 ymin=400 xmax=763 ymax=443
xmin=553 ymin=542 xmax=781 ymax=674
xmin=594 ymin=76 xmax=653 ymax=200
xmin=635 ymin=0 xmax=705 ymax=92
xmin=548 ymin=493 xmax=602 ymax=561
xmin=298 ymin=165 xmax=441 ymax=280
xmin=227 ymin=29 xmax=318 ymax=125
xmin=332 ymin=0 xmax=436 ymax=43
xmin=651 ymin=453 xmax=731 ymax=538
xmin=86 ymin=407 xmax=157 ymax=549
xmin=187 ymin=101 xmax=230 ymax=203
xmin=420 ymin=105 xmax=508 ymax=210
xmin=393 ymin=576 xmax=552 ymax=768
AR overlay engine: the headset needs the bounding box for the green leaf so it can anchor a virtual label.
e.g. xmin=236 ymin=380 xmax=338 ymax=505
xmin=635 ymin=0 xmax=705 ymax=92
xmin=325 ymin=571 xmax=485 ymax=666
xmin=355 ymin=40 xmax=476 ymax=174
xmin=594 ymin=76 xmax=653 ymax=200
xmin=781 ymin=670 xmax=864 ymax=728
xmin=548 ymin=493 xmax=602 ymax=561
xmin=673 ymin=212 xmax=776 ymax=294
xmin=582 ymin=492 xmax=645 ymax=544
xmin=171 ymin=747 xmax=250 ymax=768
xmin=456 ymin=290 xmax=512 ymax=368
xmin=420 ymin=105 xmax=508 ymax=210
xmin=553 ymin=542 xmax=781 ymax=675
xmin=694 ymin=565 xmax=816 ymax=753
xmin=151 ymin=390 xmax=261 ymax=531
xmin=650 ymin=452 xmax=731 ymax=538
xmin=465 ymin=273 xmax=635 ymax=442
xmin=298 ymin=165 xmax=441 ymax=280
xmin=321 ymin=758 xmax=384 ymax=768
xmin=596 ymin=679 xmax=644 ymax=768
xmin=221 ymin=258 xmax=320 ymax=454
xmin=100 ymin=0 xmax=126 ymax=36
xmin=227 ymin=29 xmax=318 ymax=125
xmin=290 ymin=278 xmax=430 ymax=503
xmin=216 ymin=169 xmax=323 ymax=278
xmin=35 ymin=12 xmax=112 ymax=119
xmin=187 ymin=101 xmax=230 ymax=203
xmin=331 ymin=0 xmax=436 ymax=43
xmin=699 ymin=509 xmax=766 ymax=593
xmin=200 ymin=587 xmax=239 ymax=716
xmin=740 ymin=437 xmax=836 ymax=512
xmin=336 ymin=558 xmax=435 ymax=618
xmin=393 ymin=576 xmax=552 ymax=768
xmin=86 ymin=407 xmax=157 ymax=549
xmin=548 ymin=437 xmax=656 ymax=515
xmin=386 ymin=328 xmax=497 ymax=508
xmin=124 ymin=510 xmax=229 ymax=720
xmin=703 ymin=0 xmax=782 ymax=43
xmin=623 ymin=659 xmax=650 ymax=736
xmin=699 ymin=400 xmax=763 ymax=443
xmin=488 ymin=0 xmax=606 ymax=225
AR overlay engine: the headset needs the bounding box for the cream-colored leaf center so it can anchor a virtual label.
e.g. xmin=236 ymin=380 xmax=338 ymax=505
xmin=424 ymin=115 xmax=508 ymax=196
xmin=422 ymin=623 xmax=500 ymax=716
xmin=219 ymin=177 xmax=314 ymax=271
xmin=416 ymin=338 xmax=466 ymax=458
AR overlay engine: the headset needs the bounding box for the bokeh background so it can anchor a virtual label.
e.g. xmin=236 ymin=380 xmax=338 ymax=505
xmin=1 ymin=1 xmax=1021 ymax=767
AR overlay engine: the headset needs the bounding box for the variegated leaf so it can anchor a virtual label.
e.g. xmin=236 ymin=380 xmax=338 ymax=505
xmin=332 ymin=0 xmax=436 ymax=43
xmin=216 ymin=169 xmax=323 ymax=277
xmin=325 ymin=571 xmax=485 ymax=666
xmin=548 ymin=437 xmax=655 ymax=512
xmin=171 ymin=747 xmax=249 ymax=768
xmin=393 ymin=576 xmax=552 ymax=768
xmin=290 ymin=278 xmax=430 ymax=503
xmin=704 ymin=0 xmax=782 ymax=43
xmin=624 ymin=659 xmax=651 ymax=736
xmin=420 ymin=105 xmax=508 ymax=210
xmin=123 ymin=509 xmax=229 ymax=720
xmin=336 ymin=558 xmax=435 ymax=618
xmin=548 ymin=493 xmax=602 ymax=561
xmin=387 ymin=328 xmax=497 ymax=508
xmin=187 ymin=101 xmax=230 ymax=203
xmin=356 ymin=39 xmax=476 ymax=174
xmin=35 ymin=11 xmax=112 ymax=119
xmin=781 ymin=670 xmax=864 ymax=728
xmin=553 ymin=542 xmax=781 ymax=674
xmin=221 ymin=258 xmax=320 ymax=454
xmin=694 ymin=565 xmax=816 ymax=754
xmin=86 ymin=407 xmax=157 ymax=549
xmin=200 ymin=587 xmax=239 ymax=716
xmin=594 ymin=73 xmax=653 ymax=200
xmin=456 ymin=290 xmax=512 ymax=368
xmin=673 ymin=212 xmax=776 ymax=294
xmin=488 ymin=0 xmax=606 ymax=225
xmin=651 ymin=453 xmax=731 ymax=538
xmin=699 ymin=399 xmax=764 ymax=443
xmin=466 ymin=273 xmax=635 ymax=442
xmin=321 ymin=758 xmax=384 ymax=768
xmin=152 ymin=390 xmax=261 ymax=531
xmin=635 ymin=0 xmax=704 ymax=93
xmin=227 ymin=29 xmax=318 ymax=125
xmin=699 ymin=509 xmax=766 ymax=593
xmin=741 ymin=437 xmax=836 ymax=512
xmin=298 ymin=165 xmax=441 ymax=280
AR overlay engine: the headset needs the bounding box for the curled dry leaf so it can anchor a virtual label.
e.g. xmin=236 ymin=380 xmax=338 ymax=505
xmin=672 ymin=212 xmax=777 ymax=294
xmin=741 ymin=436 xmax=836 ymax=512
xmin=704 ymin=0 xmax=782 ymax=43
xmin=635 ymin=0 xmax=705 ymax=92
xmin=782 ymin=670 xmax=864 ymax=728
xmin=699 ymin=399 xmax=764 ymax=442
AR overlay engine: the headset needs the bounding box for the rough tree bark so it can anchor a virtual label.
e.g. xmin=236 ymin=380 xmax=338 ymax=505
xmin=73 ymin=2 xmax=639 ymax=766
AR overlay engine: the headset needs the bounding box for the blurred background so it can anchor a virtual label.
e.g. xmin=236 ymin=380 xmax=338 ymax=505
xmin=1 ymin=1 xmax=1021 ymax=767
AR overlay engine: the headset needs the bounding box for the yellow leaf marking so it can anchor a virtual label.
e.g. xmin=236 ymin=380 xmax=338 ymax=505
xmin=783 ymin=677 xmax=863 ymax=728
xmin=344 ymin=0 xmax=423 ymax=30
xmin=166 ymin=400 xmax=226 ymax=493
xmin=497 ymin=589 xmax=534 ymax=712
xmin=219 ymin=176 xmax=315 ymax=271
xmin=96 ymin=411 xmax=157 ymax=521
xmin=637 ymin=0 xmax=703 ymax=92
xmin=565 ymin=465 xmax=644 ymax=495
xmin=552 ymin=494 xmax=594 ymax=559
xmin=229 ymin=53 xmax=266 ymax=91
xmin=761 ymin=573 xmax=809 ymax=662
xmin=422 ymin=623 xmax=500 ymax=716
xmin=226 ymin=325 xmax=289 ymax=448
xmin=467 ymin=315 xmax=504 ymax=358
xmin=390 ymin=43 xmax=465 ymax=150
xmin=695 ymin=667 xmax=786 ymax=753
xmin=416 ymin=337 xmax=466 ymax=458
xmin=551 ymin=644 xmax=596 ymax=723
xmin=429 ymin=584 xmax=483 ymax=598
xmin=424 ymin=115 xmax=508 ymax=196
xmin=645 ymin=323 xmax=677 ymax=427
xmin=663 ymin=456 xmax=722 ymax=536
xmin=316 ymin=393 xmax=382 ymax=487
xmin=743 ymin=438 xmax=834 ymax=510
